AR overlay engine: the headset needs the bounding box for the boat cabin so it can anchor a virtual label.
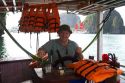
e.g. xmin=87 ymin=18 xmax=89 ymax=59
xmin=0 ymin=0 xmax=125 ymax=83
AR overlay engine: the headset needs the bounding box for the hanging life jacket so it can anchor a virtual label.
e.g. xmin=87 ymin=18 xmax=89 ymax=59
xmin=19 ymin=3 xmax=60 ymax=33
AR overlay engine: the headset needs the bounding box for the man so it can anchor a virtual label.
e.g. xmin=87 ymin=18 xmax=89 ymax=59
xmin=37 ymin=24 xmax=83 ymax=67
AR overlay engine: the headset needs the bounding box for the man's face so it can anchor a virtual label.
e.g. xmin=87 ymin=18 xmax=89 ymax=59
xmin=59 ymin=31 xmax=70 ymax=41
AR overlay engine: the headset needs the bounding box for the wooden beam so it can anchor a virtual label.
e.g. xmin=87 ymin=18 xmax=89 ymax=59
xmin=12 ymin=0 xmax=16 ymax=11
xmin=2 ymin=0 xmax=9 ymax=11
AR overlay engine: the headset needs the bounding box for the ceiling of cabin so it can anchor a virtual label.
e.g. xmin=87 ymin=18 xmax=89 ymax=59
xmin=0 ymin=0 xmax=125 ymax=15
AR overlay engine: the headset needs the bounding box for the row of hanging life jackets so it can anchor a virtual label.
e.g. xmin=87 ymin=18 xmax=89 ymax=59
xmin=19 ymin=3 xmax=60 ymax=33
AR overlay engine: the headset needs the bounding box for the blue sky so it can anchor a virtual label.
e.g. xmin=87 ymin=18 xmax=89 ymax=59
xmin=6 ymin=6 xmax=125 ymax=29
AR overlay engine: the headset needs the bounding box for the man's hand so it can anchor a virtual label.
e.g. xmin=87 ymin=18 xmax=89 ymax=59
xmin=37 ymin=49 xmax=48 ymax=60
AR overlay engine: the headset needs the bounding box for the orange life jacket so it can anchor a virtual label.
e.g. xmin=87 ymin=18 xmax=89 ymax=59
xmin=66 ymin=60 xmax=122 ymax=83
xmin=19 ymin=3 xmax=30 ymax=32
xmin=46 ymin=3 xmax=60 ymax=32
xmin=34 ymin=4 xmax=47 ymax=32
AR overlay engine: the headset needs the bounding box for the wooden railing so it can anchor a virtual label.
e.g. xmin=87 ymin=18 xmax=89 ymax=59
xmin=0 ymin=59 xmax=39 ymax=83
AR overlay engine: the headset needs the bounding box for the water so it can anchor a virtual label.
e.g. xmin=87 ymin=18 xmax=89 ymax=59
xmin=0 ymin=32 xmax=125 ymax=64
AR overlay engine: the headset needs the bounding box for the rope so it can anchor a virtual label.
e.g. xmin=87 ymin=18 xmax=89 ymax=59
xmin=82 ymin=8 xmax=114 ymax=53
xmin=30 ymin=32 xmax=32 ymax=48
xmin=49 ymin=32 xmax=51 ymax=41
xmin=120 ymin=65 xmax=125 ymax=68
xmin=36 ymin=33 xmax=39 ymax=52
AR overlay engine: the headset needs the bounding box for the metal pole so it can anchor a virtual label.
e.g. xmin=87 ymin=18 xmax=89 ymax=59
xmin=97 ymin=11 xmax=103 ymax=61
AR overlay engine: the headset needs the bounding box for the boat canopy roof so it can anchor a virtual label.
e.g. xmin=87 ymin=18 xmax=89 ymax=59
xmin=0 ymin=0 xmax=125 ymax=14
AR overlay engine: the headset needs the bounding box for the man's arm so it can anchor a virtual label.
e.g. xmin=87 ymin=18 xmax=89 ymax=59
xmin=75 ymin=47 xmax=84 ymax=60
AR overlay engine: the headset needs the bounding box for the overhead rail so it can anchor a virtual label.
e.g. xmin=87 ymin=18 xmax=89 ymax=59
xmin=0 ymin=0 xmax=125 ymax=15
xmin=75 ymin=0 xmax=125 ymax=15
